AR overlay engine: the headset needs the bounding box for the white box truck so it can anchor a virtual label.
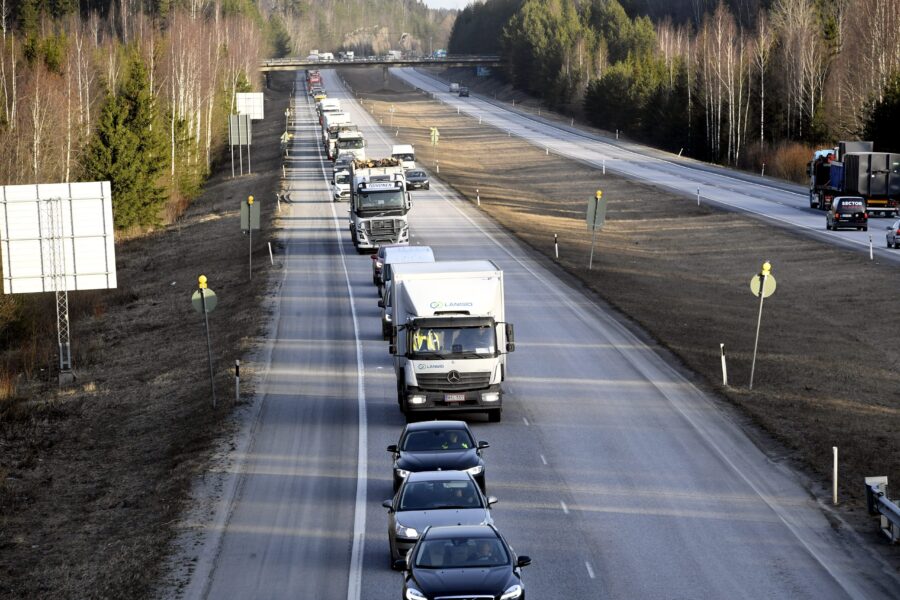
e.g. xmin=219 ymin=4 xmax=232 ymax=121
xmin=391 ymin=144 xmax=416 ymax=170
xmin=389 ymin=261 xmax=515 ymax=422
xmin=349 ymin=159 xmax=410 ymax=252
xmin=376 ymin=246 xmax=436 ymax=338
xmin=336 ymin=130 xmax=367 ymax=161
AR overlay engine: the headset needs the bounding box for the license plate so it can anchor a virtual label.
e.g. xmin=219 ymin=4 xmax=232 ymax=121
xmin=444 ymin=393 xmax=466 ymax=403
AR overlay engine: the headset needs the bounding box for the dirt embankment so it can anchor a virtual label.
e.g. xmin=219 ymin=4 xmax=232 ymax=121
xmin=0 ymin=73 xmax=293 ymax=599
xmin=342 ymin=68 xmax=900 ymax=566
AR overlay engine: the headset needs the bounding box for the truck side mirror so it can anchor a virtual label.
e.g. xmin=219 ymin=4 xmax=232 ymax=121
xmin=378 ymin=299 xmax=385 ymax=308
xmin=505 ymin=323 xmax=515 ymax=352
xmin=405 ymin=192 xmax=412 ymax=210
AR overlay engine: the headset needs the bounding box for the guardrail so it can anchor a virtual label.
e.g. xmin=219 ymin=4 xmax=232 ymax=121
xmin=865 ymin=476 xmax=900 ymax=543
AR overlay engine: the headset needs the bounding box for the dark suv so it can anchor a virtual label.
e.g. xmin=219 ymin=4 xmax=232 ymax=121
xmin=826 ymin=196 xmax=867 ymax=231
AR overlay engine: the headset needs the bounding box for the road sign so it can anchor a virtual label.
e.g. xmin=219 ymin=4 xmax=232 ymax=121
xmin=749 ymin=272 xmax=777 ymax=298
xmin=228 ymin=114 xmax=252 ymax=146
xmin=236 ymin=92 xmax=264 ymax=120
xmin=430 ymin=127 xmax=440 ymax=146
xmin=241 ymin=196 xmax=260 ymax=232
xmin=586 ymin=190 xmax=607 ymax=231
xmin=191 ymin=288 xmax=218 ymax=313
xmin=749 ymin=261 xmax=775 ymax=390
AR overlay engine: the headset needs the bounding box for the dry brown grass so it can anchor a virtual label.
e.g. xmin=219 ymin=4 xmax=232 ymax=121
xmin=343 ymin=70 xmax=900 ymax=560
xmin=0 ymin=74 xmax=293 ymax=599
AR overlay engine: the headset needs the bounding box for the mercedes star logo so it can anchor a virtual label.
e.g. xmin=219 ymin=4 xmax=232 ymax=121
xmin=447 ymin=370 xmax=461 ymax=384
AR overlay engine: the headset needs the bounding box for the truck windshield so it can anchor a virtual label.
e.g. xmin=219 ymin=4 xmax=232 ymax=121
xmin=393 ymin=153 xmax=415 ymax=162
xmin=339 ymin=139 xmax=365 ymax=150
xmin=409 ymin=326 xmax=496 ymax=358
xmin=357 ymin=190 xmax=404 ymax=210
xmin=335 ymin=173 xmax=350 ymax=185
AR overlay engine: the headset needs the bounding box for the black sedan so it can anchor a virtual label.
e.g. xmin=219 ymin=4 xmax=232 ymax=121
xmin=405 ymin=169 xmax=430 ymax=190
xmin=388 ymin=420 xmax=489 ymax=492
xmin=397 ymin=525 xmax=530 ymax=600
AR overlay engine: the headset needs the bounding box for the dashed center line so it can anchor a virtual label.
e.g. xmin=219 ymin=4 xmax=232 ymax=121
xmin=560 ymin=501 xmax=569 ymax=514
xmin=539 ymin=454 xmax=547 ymax=465
xmin=522 ymin=417 xmax=530 ymax=426
xmin=585 ymin=561 xmax=596 ymax=579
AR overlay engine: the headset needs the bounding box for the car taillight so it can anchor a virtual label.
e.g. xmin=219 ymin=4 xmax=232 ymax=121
xmin=896 ymin=229 xmax=900 ymax=235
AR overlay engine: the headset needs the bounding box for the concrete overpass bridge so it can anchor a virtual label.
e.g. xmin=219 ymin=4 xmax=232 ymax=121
xmin=260 ymin=55 xmax=502 ymax=86
xmin=260 ymin=55 xmax=502 ymax=72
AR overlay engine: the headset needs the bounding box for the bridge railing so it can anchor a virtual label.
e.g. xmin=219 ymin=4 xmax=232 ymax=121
xmin=865 ymin=476 xmax=900 ymax=543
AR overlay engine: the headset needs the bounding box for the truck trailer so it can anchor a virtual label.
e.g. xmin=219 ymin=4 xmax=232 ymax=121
xmin=389 ymin=261 xmax=515 ymax=423
xmin=808 ymin=141 xmax=900 ymax=216
xmin=348 ymin=159 xmax=410 ymax=251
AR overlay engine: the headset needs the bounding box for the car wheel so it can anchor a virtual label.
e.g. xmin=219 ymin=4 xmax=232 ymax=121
xmin=488 ymin=409 xmax=502 ymax=423
xmin=887 ymin=239 xmax=893 ymax=248
xmin=425 ymin=184 xmax=430 ymax=190
xmin=382 ymin=323 xmax=391 ymax=340
xmin=863 ymin=226 xmax=868 ymax=232
xmin=826 ymin=223 xmax=831 ymax=230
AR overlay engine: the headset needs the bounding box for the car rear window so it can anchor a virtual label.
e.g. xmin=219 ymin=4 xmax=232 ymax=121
xmin=401 ymin=429 xmax=474 ymax=451
xmin=837 ymin=200 xmax=864 ymax=212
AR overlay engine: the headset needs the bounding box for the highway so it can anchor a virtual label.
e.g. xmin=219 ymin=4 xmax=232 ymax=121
xmin=176 ymin=70 xmax=898 ymax=599
xmin=393 ymin=68 xmax=900 ymax=263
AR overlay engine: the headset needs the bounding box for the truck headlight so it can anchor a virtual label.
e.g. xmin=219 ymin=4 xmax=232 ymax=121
xmin=385 ymin=314 xmax=392 ymax=323
xmin=409 ymin=394 xmax=426 ymax=405
xmin=465 ymin=465 xmax=483 ymax=476
xmin=481 ymin=392 xmax=500 ymax=403
xmin=394 ymin=522 xmax=419 ymax=539
xmin=500 ymin=584 xmax=523 ymax=599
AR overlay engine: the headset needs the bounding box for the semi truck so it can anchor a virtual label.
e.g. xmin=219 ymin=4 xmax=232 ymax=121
xmin=388 ymin=261 xmax=515 ymax=423
xmin=348 ymin=158 xmax=410 ymax=251
xmin=322 ymin=113 xmax=355 ymax=158
xmin=808 ymin=141 xmax=900 ymax=216
xmin=336 ymin=130 xmax=367 ymax=161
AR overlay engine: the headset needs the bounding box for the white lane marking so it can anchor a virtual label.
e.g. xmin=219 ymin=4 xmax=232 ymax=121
xmin=522 ymin=417 xmax=530 ymax=426
xmin=585 ymin=561 xmax=596 ymax=579
xmin=540 ymin=454 xmax=547 ymax=465
xmin=560 ymin=501 xmax=569 ymax=514
xmin=306 ymin=83 xmax=369 ymax=600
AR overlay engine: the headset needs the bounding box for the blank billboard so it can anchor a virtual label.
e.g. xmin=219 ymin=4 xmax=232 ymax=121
xmin=0 ymin=181 xmax=117 ymax=294
xmin=236 ymin=92 xmax=265 ymax=120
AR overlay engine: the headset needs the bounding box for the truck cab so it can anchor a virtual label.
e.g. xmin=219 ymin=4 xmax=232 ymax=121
xmin=389 ymin=261 xmax=514 ymax=423
xmin=349 ymin=161 xmax=411 ymax=251
xmin=391 ymin=144 xmax=416 ymax=170
xmin=337 ymin=131 xmax=367 ymax=161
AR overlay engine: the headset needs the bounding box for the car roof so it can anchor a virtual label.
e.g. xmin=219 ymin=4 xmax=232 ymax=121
xmin=406 ymin=470 xmax=472 ymax=482
xmin=404 ymin=420 xmax=470 ymax=432
xmin=424 ymin=524 xmax=498 ymax=540
xmin=383 ymin=246 xmax=435 ymax=264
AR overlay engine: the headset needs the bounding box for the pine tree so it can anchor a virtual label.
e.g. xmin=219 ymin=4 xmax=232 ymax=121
xmin=80 ymin=51 xmax=170 ymax=230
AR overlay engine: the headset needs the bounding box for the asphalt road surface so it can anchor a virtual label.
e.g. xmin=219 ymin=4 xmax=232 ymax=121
xmin=393 ymin=68 xmax=900 ymax=265
xmin=177 ymin=70 xmax=898 ymax=600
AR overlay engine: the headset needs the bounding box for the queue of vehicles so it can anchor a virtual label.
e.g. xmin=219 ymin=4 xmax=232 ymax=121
xmin=301 ymin=71 xmax=530 ymax=599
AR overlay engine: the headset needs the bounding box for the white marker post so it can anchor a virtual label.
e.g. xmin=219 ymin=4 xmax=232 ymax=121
xmin=720 ymin=343 xmax=728 ymax=386
xmin=697 ymin=187 xmax=701 ymax=206
xmin=234 ymin=359 xmax=240 ymax=402
xmin=602 ymin=159 xmax=606 ymax=175
xmin=476 ymin=188 xmax=480 ymax=206
xmin=833 ymin=447 xmax=839 ymax=505
xmin=268 ymin=241 xmax=274 ymax=265
xmin=554 ymin=234 xmax=559 ymax=259
xmin=869 ymin=235 xmax=873 ymax=260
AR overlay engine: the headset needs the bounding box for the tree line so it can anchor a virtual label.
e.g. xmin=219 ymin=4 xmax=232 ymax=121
xmin=449 ymin=0 xmax=900 ymax=169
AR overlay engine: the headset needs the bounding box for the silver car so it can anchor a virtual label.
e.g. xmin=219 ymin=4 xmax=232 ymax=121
xmin=886 ymin=219 xmax=900 ymax=248
xmin=383 ymin=471 xmax=496 ymax=564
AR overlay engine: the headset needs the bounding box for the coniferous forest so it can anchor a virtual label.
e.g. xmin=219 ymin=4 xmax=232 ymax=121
xmin=449 ymin=0 xmax=900 ymax=172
